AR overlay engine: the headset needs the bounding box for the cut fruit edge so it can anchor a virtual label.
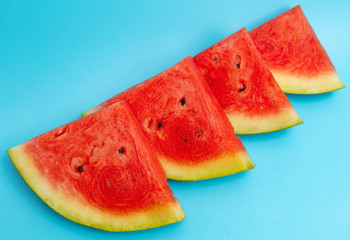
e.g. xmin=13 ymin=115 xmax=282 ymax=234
xmin=271 ymin=70 xmax=345 ymax=94
xmin=227 ymin=107 xmax=303 ymax=135
xmin=159 ymin=151 xmax=255 ymax=181
xmin=7 ymin=144 xmax=186 ymax=232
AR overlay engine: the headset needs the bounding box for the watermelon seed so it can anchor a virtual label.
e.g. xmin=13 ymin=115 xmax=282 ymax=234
xmin=77 ymin=166 xmax=84 ymax=172
xmin=196 ymin=130 xmax=204 ymax=137
xmin=158 ymin=122 xmax=162 ymax=128
xmin=238 ymin=80 xmax=247 ymax=92
xmin=184 ymin=138 xmax=189 ymax=143
xmin=118 ymin=147 xmax=125 ymax=155
xmin=235 ymin=55 xmax=241 ymax=69
xmin=180 ymin=98 xmax=186 ymax=106
xmin=213 ymin=55 xmax=219 ymax=62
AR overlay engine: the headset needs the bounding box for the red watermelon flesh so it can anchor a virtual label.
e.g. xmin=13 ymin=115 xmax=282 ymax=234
xmin=83 ymin=57 xmax=254 ymax=181
xmin=249 ymin=5 xmax=345 ymax=94
xmin=194 ymin=28 xmax=302 ymax=134
xmin=7 ymin=101 xmax=185 ymax=231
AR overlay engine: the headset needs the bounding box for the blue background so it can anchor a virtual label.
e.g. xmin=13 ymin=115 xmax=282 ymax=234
xmin=1 ymin=0 xmax=349 ymax=239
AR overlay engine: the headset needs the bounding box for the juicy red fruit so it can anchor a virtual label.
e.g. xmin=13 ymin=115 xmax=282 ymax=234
xmin=95 ymin=57 xmax=246 ymax=165
xmin=24 ymin=102 xmax=175 ymax=213
xmin=194 ymin=28 xmax=289 ymax=116
xmin=249 ymin=5 xmax=335 ymax=76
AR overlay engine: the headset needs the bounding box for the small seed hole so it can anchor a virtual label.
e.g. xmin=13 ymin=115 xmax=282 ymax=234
xmin=158 ymin=122 xmax=162 ymax=128
xmin=235 ymin=55 xmax=241 ymax=69
xmin=106 ymin=179 xmax=113 ymax=187
xmin=213 ymin=54 xmax=220 ymax=62
xmin=118 ymin=147 xmax=125 ymax=155
xmin=77 ymin=165 xmax=84 ymax=172
xmin=180 ymin=98 xmax=186 ymax=106
xmin=238 ymin=80 xmax=247 ymax=93
xmin=196 ymin=130 xmax=204 ymax=138
xmin=55 ymin=127 xmax=68 ymax=138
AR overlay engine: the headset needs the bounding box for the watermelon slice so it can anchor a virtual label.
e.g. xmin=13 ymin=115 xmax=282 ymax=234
xmin=249 ymin=5 xmax=345 ymax=94
xmin=83 ymin=57 xmax=254 ymax=181
xmin=193 ymin=28 xmax=302 ymax=134
xmin=7 ymin=101 xmax=185 ymax=231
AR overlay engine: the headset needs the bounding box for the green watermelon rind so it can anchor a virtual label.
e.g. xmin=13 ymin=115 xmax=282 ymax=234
xmin=271 ymin=71 xmax=345 ymax=94
xmin=228 ymin=106 xmax=303 ymax=135
xmin=7 ymin=144 xmax=186 ymax=232
xmin=249 ymin=5 xmax=345 ymax=95
xmin=82 ymin=107 xmax=99 ymax=117
xmin=159 ymin=151 xmax=255 ymax=181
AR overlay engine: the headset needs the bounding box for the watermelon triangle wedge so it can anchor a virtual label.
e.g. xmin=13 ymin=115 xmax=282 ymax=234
xmin=249 ymin=5 xmax=345 ymax=94
xmin=194 ymin=28 xmax=302 ymax=134
xmin=83 ymin=57 xmax=254 ymax=181
xmin=7 ymin=101 xmax=185 ymax=231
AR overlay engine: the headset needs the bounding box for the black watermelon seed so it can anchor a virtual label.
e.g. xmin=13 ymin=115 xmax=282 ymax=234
xmin=158 ymin=122 xmax=162 ymax=128
xmin=213 ymin=55 xmax=219 ymax=61
xmin=235 ymin=55 xmax=241 ymax=69
xmin=77 ymin=166 xmax=84 ymax=172
xmin=238 ymin=80 xmax=247 ymax=93
xmin=180 ymin=98 xmax=186 ymax=106
xmin=184 ymin=138 xmax=189 ymax=143
xmin=118 ymin=148 xmax=125 ymax=155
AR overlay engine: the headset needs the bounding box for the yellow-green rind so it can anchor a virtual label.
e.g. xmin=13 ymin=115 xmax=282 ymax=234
xmin=81 ymin=106 xmax=99 ymax=117
xmin=227 ymin=106 xmax=303 ymax=135
xmin=271 ymin=71 xmax=345 ymax=94
xmin=7 ymin=144 xmax=186 ymax=232
xmin=158 ymin=151 xmax=254 ymax=181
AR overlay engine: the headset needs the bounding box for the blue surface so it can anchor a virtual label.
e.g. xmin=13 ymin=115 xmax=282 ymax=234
xmin=1 ymin=0 xmax=349 ymax=239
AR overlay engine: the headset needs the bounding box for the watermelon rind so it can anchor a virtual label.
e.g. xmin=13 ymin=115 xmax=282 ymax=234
xmin=228 ymin=107 xmax=303 ymax=135
xmin=159 ymin=151 xmax=254 ymax=181
xmin=82 ymin=107 xmax=98 ymax=117
xmin=7 ymin=144 xmax=186 ymax=232
xmin=249 ymin=5 xmax=345 ymax=95
xmin=271 ymin=71 xmax=345 ymax=94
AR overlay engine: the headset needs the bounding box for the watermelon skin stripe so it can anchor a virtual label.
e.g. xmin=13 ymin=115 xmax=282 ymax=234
xmin=8 ymin=102 xmax=186 ymax=231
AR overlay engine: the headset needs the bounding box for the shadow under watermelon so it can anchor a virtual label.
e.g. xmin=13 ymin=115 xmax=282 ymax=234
xmin=285 ymin=91 xmax=337 ymax=104
xmin=238 ymin=127 xmax=292 ymax=143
